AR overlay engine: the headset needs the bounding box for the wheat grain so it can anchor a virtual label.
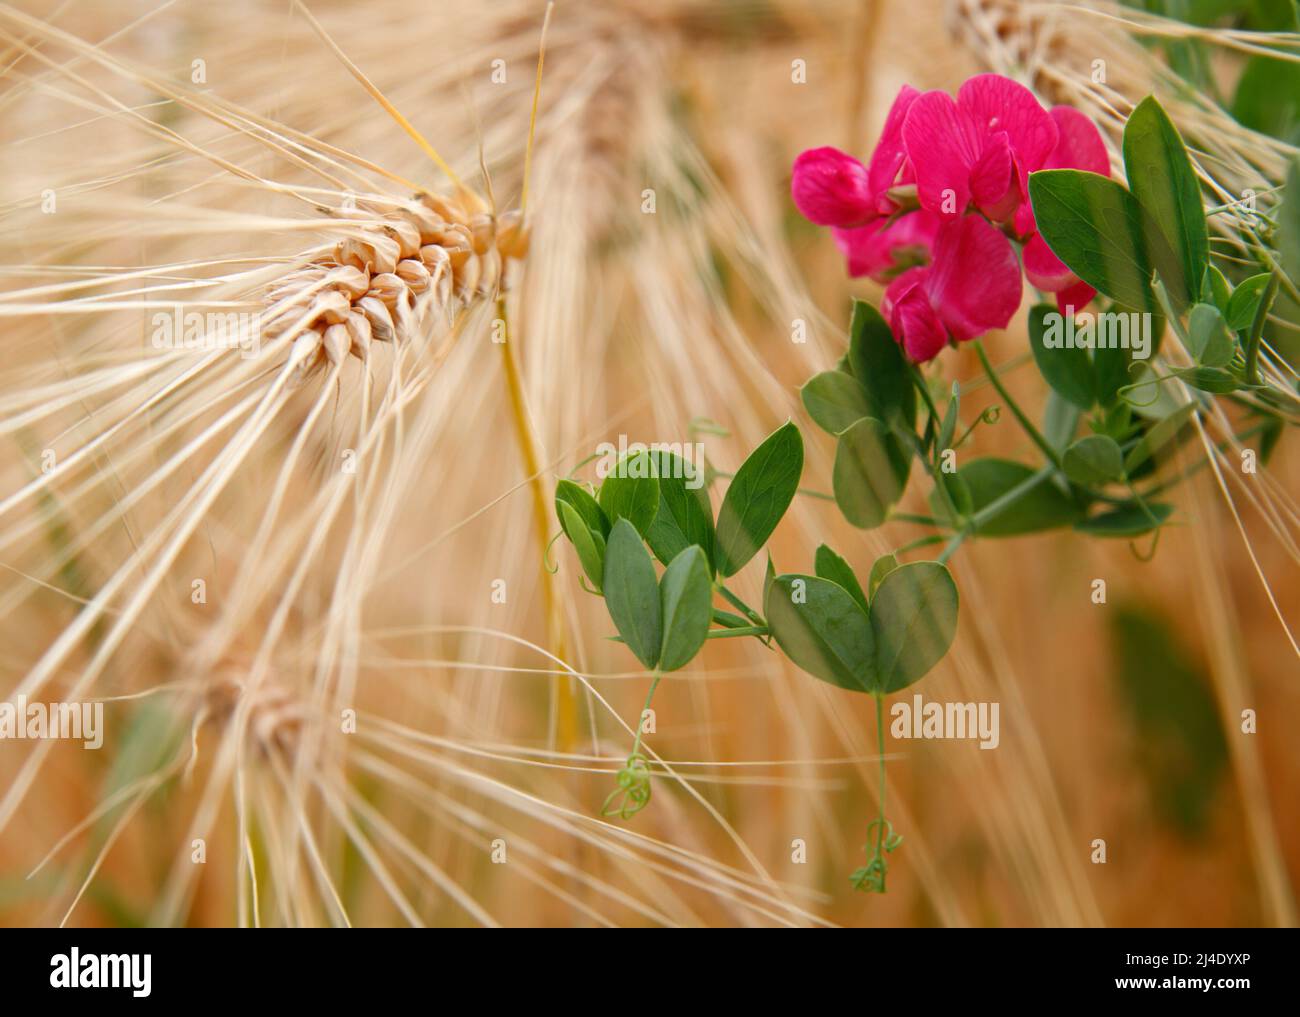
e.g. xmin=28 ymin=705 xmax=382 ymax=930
xmin=263 ymin=193 xmax=528 ymax=381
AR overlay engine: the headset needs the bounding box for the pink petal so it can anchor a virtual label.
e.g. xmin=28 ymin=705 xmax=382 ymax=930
xmin=1056 ymin=279 xmax=1097 ymax=315
xmin=958 ymin=73 xmax=1057 ymax=204
xmin=791 ymin=147 xmax=875 ymax=227
xmin=832 ymin=210 xmax=941 ymax=280
xmin=970 ymin=131 xmax=1017 ymax=220
xmin=885 ymin=269 xmax=948 ymax=362
xmin=1017 ymin=107 xmax=1110 ymax=236
xmin=1012 ymin=201 xmax=1036 ymax=238
xmin=1022 ymin=231 xmax=1075 ymax=292
xmin=1046 ymin=106 xmax=1110 ymax=175
xmin=901 ymin=90 xmax=981 ymax=218
xmin=867 ymin=85 xmax=921 ymax=203
xmin=924 ymin=215 xmax=1022 ymax=341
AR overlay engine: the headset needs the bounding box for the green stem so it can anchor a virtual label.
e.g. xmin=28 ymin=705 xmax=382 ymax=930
xmin=629 ymin=671 xmax=662 ymax=759
xmin=897 ymin=534 xmax=948 ymax=555
xmin=937 ymin=528 xmax=968 ymax=564
xmin=975 ymin=341 xmax=1063 ymax=470
xmin=874 ymin=692 xmax=887 ymax=881
xmin=1244 ymin=274 xmax=1279 ymax=388
xmin=969 ymin=464 xmax=1056 ymax=532
xmin=875 ymin=693 xmax=887 ymax=833
xmin=704 ymin=625 xmax=769 ymax=639
xmin=908 ymin=361 xmax=942 ymax=422
xmin=717 ymin=583 xmax=764 ymax=626
xmin=886 ymin=510 xmax=947 ymax=528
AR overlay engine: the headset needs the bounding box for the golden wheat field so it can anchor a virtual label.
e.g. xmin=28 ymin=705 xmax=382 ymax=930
xmin=0 ymin=0 xmax=1296 ymax=931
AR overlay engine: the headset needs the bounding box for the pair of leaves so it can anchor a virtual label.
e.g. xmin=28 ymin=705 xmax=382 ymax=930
xmin=594 ymin=426 xmax=803 ymax=580
xmin=559 ymin=446 xmax=718 ymax=591
xmin=1029 ymin=96 xmax=1208 ymax=315
xmin=801 ymin=303 xmax=914 ymax=529
xmin=556 ymin=481 xmax=610 ymax=592
xmin=765 ymin=550 xmax=957 ymax=695
xmin=603 ymin=520 xmax=711 ymax=672
xmin=597 ymin=449 xmax=717 ymax=561
xmin=561 ymin=424 xmax=804 ymax=671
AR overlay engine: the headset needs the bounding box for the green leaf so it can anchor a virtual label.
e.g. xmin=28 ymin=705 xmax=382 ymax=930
xmin=1029 ymin=303 xmax=1094 ymax=409
xmin=1203 ymin=265 xmax=1232 ymax=313
xmin=597 ymin=451 xmax=659 ymax=537
xmin=1124 ymin=402 xmax=1197 ymax=473
xmin=1064 ymin=435 xmax=1126 ymax=487
xmin=833 ymin=417 xmax=911 ymax=529
xmin=1095 ymin=400 xmax=1134 ymax=444
xmin=1123 ymin=96 xmax=1208 ymax=309
xmin=644 ymin=451 xmax=715 ymax=572
xmin=936 ymin=458 xmax=1081 ymax=536
xmin=558 ymin=501 xmax=606 ymax=593
xmin=1225 ymin=273 xmax=1273 ymax=332
xmin=939 ymin=469 xmax=973 ymax=518
xmin=765 ymin=574 xmax=875 ymax=693
xmin=1028 ymin=169 xmax=1159 ymax=313
xmin=556 ymin=479 xmax=608 ymax=539
xmin=814 ymin=544 xmax=869 ymax=615
xmin=658 ymin=546 xmax=712 ymax=672
xmin=1281 ymin=160 xmax=1300 ymax=289
xmin=1180 ymin=366 xmax=1237 ymax=393
xmin=715 ymin=422 xmax=804 ymax=577
xmin=937 ymin=383 xmax=960 ymax=453
xmin=1232 ymin=56 xmax=1300 ymax=143
xmin=867 ymin=554 xmax=900 ymax=600
xmin=869 ymin=562 xmax=959 ymax=693
xmin=1044 ymin=390 xmax=1081 ymax=451
xmin=1109 ymin=604 xmax=1227 ymax=836
xmin=848 ymin=300 xmax=915 ymax=431
xmin=801 ymin=370 xmax=871 ymax=436
xmin=1091 ymin=341 xmax=1130 ymax=410
xmin=712 ymin=607 xmax=750 ymax=629
xmin=602 ymin=519 xmax=662 ymax=669
xmin=1185 ymin=303 xmax=1235 ymax=367
xmin=1076 ymin=502 xmax=1174 ymax=537
xmin=1261 ymin=412 xmax=1285 ymax=463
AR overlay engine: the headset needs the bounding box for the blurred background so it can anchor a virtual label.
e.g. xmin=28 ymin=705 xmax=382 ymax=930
xmin=0 ymin=0 xmax=1296 ymax=927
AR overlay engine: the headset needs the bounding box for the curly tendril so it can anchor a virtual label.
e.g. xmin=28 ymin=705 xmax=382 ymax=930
xmin=600 ymin=753 xmax=653 ymax=819
xmin=851 ymin=819 xmax=904 ymax=894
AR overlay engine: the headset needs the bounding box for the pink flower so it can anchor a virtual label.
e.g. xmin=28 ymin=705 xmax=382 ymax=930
xmin=831 ymin=209 xmax=942 ymax=280
xmin=791 ymin=146 xmax=875 ymax=227
xmin=790 ymin=74 xmax=1112 ymax=353
xmin=1018 ymin=106 xmax=1110 ymax=312
xmin=863 ymin=84 xmax=920 ymax=209
xmin=901 ymin=74 xmax=1057 ymax=223
xmin=881 ymin=215 xmax=1022 ymax=362
xmin=791 ymin=87 xmax=920 ymax=229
